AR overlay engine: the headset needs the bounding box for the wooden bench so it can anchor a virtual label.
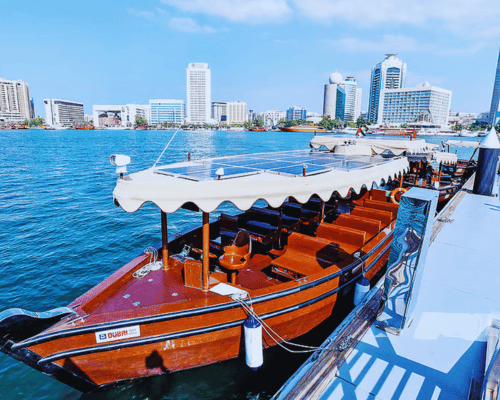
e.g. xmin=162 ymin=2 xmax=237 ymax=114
xmin=315 ymin=223 xmax=366 ymax=254
xmin=333 ymin=214 xmax=381 ymax=240
xmin=271 ymin=233 xmax=340 ymax=278
xmin=351 ymin=206 xmax=393 ymax=227
xmin=218 ymin=213 xmax=239 ymax=248
xmin=363 ymin=199 xmax=399 ymax=214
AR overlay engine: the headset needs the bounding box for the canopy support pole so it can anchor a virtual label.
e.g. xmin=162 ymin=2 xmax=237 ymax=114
xmin=202 ymin=212 xmax=210 ymax=292
xmin=320 ymin=200 xmax=325 ymax=223
xmin=161 ymin=211 xmax=169 ymax=269
xmin=437 ymin=162 xmax=442 ymax=187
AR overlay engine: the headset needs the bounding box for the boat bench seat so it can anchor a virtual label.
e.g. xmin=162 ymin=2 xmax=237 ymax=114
xmin=218 ymin=213 xmax=239 ymax=248
xmin=271 ymin=232 xmax=340 ymax=278
xmin=363 ymin=199 xmax=399 ymax=214
xmin=351 ymin=207 xmax=393 ymax=227
xmin=315 ymin=222 xmax=366 ymax=254
xmin=333 ymin=214 xmax=381 ymax=240
xmin=238 ymin=220 xmax=279 ymax=245
xmin=251 ymin=207 xmax=301 ymax=232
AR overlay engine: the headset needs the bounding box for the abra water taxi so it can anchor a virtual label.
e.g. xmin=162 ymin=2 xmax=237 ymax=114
xmin=0 ymin=142 xmax=413 ymax=391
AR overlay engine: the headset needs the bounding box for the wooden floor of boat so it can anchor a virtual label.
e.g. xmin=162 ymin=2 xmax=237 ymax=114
xmin=89 ymin=253 xmax=284 ymax=314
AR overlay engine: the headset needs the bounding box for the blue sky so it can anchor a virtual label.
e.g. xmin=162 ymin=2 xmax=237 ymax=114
xmin=2 ymin=0 xmax=500 ymax=116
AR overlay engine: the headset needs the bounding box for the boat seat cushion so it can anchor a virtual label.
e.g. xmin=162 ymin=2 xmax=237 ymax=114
xmin=315 ymin=222 xmax=366 ymax=253
xmin=271 ymin=233 xmax=340 ymax=276
xmin=351 ymin=207 xmax=393 ymax=226
xmin=363 ymin=199 xmax=399 ymax=214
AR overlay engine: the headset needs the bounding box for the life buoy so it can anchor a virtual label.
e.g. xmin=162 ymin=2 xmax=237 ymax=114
xmin=390 ymin=187 xmax=408 ymax=204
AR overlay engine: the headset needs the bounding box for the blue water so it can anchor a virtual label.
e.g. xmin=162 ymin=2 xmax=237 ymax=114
xmin=0 ymin=130 xmax=479 ymax=399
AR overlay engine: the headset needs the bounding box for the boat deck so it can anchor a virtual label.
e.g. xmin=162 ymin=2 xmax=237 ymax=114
xmin=274 ymin=177 xmax=500 ymax=399
xmin=84 ymin=191 xmax=398 ymax=316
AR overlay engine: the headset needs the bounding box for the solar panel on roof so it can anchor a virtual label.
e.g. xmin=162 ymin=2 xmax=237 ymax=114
xmin=155 ymin=150 xmax=398 ymax=181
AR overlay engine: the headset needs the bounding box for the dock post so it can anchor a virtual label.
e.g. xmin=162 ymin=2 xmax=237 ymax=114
xmin=473 ymin=127 xmax=500 ymax=196
xmin=202 ymin=212 xmax=210 ymax=292
xmin=161 ymin=211 xmax=169 ymax=269
xmin=376 ymin=187 xmax=438 ymax=335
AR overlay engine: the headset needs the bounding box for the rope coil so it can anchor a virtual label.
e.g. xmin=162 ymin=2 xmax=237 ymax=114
xmin=133 ymin=247 xmax=163 ymax=279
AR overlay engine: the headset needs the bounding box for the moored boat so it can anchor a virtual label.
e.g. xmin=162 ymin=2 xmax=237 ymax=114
xmin=0 ymin=142 xmax=411 ymax=391
xmin=249 ymin=126 xmax=268 ymax=132
xmin=280 ymin=123 xmax=327 ymax=133
xmin=75 ymin=124 xmax=95 ymax=130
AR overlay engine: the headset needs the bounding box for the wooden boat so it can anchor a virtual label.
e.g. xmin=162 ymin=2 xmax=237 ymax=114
xmin=0 ymin=144 xmax=409 ymax=392
xmin=249 ymin=126 xmax=268 ymax=132
xmin=310 ymin=136 xmax=477 ymax=206
xmin=280 ymin=123 xmax=327 ymax=133
xmin=75 ymin=124 xmax=95 ymax=130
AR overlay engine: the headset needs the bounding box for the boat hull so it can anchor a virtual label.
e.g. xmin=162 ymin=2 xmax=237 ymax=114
xmin=2 ymin=225 xmax=393 ymax=391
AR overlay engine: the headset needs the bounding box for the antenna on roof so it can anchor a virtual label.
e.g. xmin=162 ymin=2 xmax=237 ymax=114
xmin=153 ymin=128 xmax=181 ymax=169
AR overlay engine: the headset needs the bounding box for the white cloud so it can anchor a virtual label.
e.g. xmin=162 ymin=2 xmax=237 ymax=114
xmin=161 ymin=0 xmax=293 ymax=23
xmin=290 ymin=0 xmax=500 ymax=33
xmin=169 ymin=17 xmax=216 ymax=33
xmin=126 ymin=8 xmax=158 ymax=22
xmin=330 ymin=34 xmax=486 ymax=56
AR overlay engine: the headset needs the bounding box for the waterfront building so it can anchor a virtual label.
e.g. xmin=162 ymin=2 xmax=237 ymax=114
xmin=226 ymin=101 xmax=247 ymax=125
xmin=339 ymin=77 xmax=358 ymax=123
xmin=261 ymin=110 xmax=286 ymax=126
xmin=448 ymin=111 xmax=477 ymax=127
xmin=355 ymin=88 xmax=362 ymax=121
xmin=92 ymin=104 xmax=150 ymax=128
xmin=368 ymin=53 xmax=407 ymax=123
xmin=335 ymin=87 xmax=346 ymax=121
xmin=186 ymin=63 xmax=211 ymax=124
xmin=378 ymin=82 xmax=452 ymax=127
xmin=212 ymin=102 xmax=227 ymax=124
xmin=149 ymin=99 xmax=184 ymax=125
xmin=84 ymin=114 xmax=93 ymax=123
xmin=29 ymin=98 xmax=35 ymax=119
xmin=306 ymin=112 xmax=322 ymax=124
xmin=44 ymin=99 xmax=84 ymax=127
xmin=0 ymin=78 xmax=32 ymax=122
xmin=287 ymin=106 xmax=307 ymax=121
xmin=323 ymin=72 xmax=343 ymax=119
xmin=211 ymin=101 xmax=247 ymax=125
xmin=488 ymin=47 xmax=500 ymax=125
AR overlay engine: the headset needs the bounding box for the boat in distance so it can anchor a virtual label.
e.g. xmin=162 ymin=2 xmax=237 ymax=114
xmin=0 ymin=140 xmax=422 ymax=391
xmin=280 ymin=123 xmax=327 ymax=133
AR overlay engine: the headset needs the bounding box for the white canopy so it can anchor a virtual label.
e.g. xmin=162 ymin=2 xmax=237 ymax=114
xmin=443 ymin=140 xmax=481 ymax=148
xmin=310 ymin=136 xmax=438 ymax=155
xmin=432 ymin=151 xmax=458 ymax=165
xmin=113 ymin=150 xmax=409 ymax=214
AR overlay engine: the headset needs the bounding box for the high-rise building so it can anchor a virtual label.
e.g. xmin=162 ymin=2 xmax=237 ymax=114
xmin=0 ymin=78 xmax=32 ymax=122
xmin=368 ymin=54 xmax=407 ymax=123
xmin=323 ymin=72 xmax=343 ymax=119
xmin=287 ymin=106 xmax=307 ymax=121
xmin=149 ymin=99 xmax=184 ymax=125
xmin=339 ymin=77 xmax=358 ymax=123
xmin=355 ymin=88 xmax=362 ymax=121
xmin=186 ymin=63 xmax=211 ymax=124
xmin=44 ymin=99 xmax=84 ymax=127
xmin=226 ymin=101 xmax=247 ymax=125
xmin=488 ymin=47 xmax=500 ymax=125
xmin=377 ymin=82 xmax=452 ymax=127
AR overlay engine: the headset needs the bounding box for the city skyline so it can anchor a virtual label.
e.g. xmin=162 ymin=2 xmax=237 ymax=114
xmin=2 ymin=0 xmax=499 ymax=117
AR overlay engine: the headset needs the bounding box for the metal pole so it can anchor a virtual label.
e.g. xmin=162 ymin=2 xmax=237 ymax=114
xmin=161 ymin=211 xmax=169 ymax=269
xmin=202 ymin=212 xmax=210 ymax=292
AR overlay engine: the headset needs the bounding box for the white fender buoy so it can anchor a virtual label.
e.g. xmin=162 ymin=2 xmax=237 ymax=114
xmin=244 ymin=315 xmax=263 ymax=370
xmin=353 ymin=276 xmax=370 ymax=306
